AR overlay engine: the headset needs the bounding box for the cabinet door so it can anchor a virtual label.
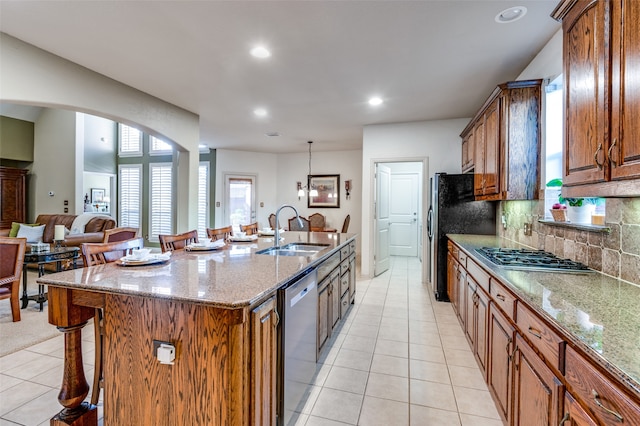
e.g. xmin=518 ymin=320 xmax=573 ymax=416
xmin=457 ymin=267 xmax=467 ymax=326
xmin=512 ymin=334 xmax=563 ymax=426
xmin=464 ymin=277 xmax=476 ymax=347
xmin=0 ymin=167 xmax=27 ymax=229
xmin=251 ymin=296 xmax=278 ymax=426
xmin=488 ymin=302 xmax=514 ymax=424
xmin=447 ymin=253 xmax=458 ymax=311
xmin=609 ymin=0 xmax=640 ymax=181
xmin=318 ymin=280 xmax=330 ymax=356
xmin=349 ymin=255 xmax=356 ymax=303
xmin=562 ymin=0 xmax=608 ymax=187
xmin=330 ymin=275 xmax=340 ymax=330
xmin=560 ymin=392 xmax=598 ymax=426
xmin=473 ymin=119 xmax=486 ymax=196
xmin=482 ymin=98 xmax=501 ymax=197
xmin=461 ymin=132 xmax=474 ymax=172
xmin=475 ymin=286 xmax=489 ymax=379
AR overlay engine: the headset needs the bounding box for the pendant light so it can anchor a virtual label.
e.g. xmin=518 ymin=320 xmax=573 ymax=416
xmin=297 ymin=141 xmax=318 ymax=199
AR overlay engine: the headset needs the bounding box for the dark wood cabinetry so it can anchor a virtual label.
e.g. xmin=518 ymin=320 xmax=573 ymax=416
xmin=0 ymin=167 xmax=28 ymax=229
xmin=553 ymin=0 xmax=640 ymax=197
xmin=461 ymin=132 xmax=474 ymax=173
xmin=251 ymin=296 xmax=278 ymax=425
xmin=512 ymin=333 xmax=563 ymax=426
xmin=487 ymin=302 xmax=514 ymax=424
xmin=560 ymin=392 xmax=597 ymax=426
xmin=461 ymin=80 xmax=541 ymax=201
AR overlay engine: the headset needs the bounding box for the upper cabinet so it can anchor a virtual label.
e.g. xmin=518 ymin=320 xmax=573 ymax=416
xmin=460 ymin=80 xmax=542 ymax=201
xmin=553 ymin=0 xmax=640 ymax=197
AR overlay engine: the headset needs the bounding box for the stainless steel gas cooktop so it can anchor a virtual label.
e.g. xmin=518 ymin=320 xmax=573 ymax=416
xmin=476 ymin=247 xmax=592 ymax=273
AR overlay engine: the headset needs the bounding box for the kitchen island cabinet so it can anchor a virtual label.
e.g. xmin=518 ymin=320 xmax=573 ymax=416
xmin=447 ymin=235 xmax=640 ymax=426
xmin=552 ymin=0 xmax=640 ymax=197
xmin=39 ymin=231 xmax=356 ymax=426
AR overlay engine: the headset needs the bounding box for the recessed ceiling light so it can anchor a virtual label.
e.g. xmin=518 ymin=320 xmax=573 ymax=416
xmin=265 ymin=132 xmax=280 ymax=137
xmin=495 ymin=6 xmax=527 ymax=23
xmin=368 ymin=97 xmax=383 ymax=106
xmin=254 ymin=108 xmax=267 ymax=117
xmin=250 ymin=46 xmax=271 ymax=58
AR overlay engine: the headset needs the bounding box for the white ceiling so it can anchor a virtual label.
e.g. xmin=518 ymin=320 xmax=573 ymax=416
xmin=0 ymin=1 xmax=560 ymax=153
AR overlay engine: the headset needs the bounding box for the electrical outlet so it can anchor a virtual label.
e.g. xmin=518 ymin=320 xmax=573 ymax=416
xmin=501 ymin=214 xmax=507 ymax=230
xmin=153 ymin=340 xmax=175 ymax=365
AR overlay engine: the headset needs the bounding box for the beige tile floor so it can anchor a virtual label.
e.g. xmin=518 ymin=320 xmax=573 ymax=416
xmin=0 ymin=256 xmax=504 ymax=425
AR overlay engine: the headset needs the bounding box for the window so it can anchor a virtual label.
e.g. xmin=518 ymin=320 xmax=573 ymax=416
xmin=119 ymin=124 xmax=142 ymax=156
xmin=149 ymin=163 xmax=173 ymax=241
xmin=118 ymin=164 xmax=142 ymax=228
xmin=198 ymin=162 xmax=210 ymax=238
xmin=149 ymin=135 xmax=173 ymax=155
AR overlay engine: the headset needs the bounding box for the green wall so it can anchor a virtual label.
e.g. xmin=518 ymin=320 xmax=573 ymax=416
xmin=0 ymin=116 xmax=34 ymax=162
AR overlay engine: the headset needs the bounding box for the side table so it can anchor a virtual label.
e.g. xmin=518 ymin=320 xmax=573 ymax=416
xmin=21 ymin=247 xmax=80 ymax=311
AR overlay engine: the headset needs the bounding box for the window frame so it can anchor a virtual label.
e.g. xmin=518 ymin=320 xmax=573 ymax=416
xmin=118 ymin=124 xmax=143 ymax=157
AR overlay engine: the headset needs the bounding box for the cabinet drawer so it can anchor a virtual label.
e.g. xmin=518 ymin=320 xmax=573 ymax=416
xmin=349 ymin=240 xmax=356 ymax=253
xmin=466 ymin=257 xmax=489 ymax=293
xmin=565 ymin=346 xmax=640 ymax=426
xmin=340 ymin=273 xmax=349 ymax=296
xmin=340 ymin=292 xmax=350 ymax=318
xmin=490 ymin=278 xmax=516 ymax=320
xmin=516 ymin=303 xmax=564 ymax=372
xmin=340 ymin=259 xmax=349 ymax=276
xmin=317 ymin=252 xmax=340 ymax=282
xmin=340 ymin=245 xmax=350 ymax=260
xmin=458 ymin=250 xmax=468 ymax=269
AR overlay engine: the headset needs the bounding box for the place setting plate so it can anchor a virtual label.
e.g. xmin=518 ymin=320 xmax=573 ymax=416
xmin=228 ymin=235 xmax=259 ymax=242
xmin=117 ymin=253 xmax=172 ymax=267
xmin=186 ymin=241 xmax=226 ymax=252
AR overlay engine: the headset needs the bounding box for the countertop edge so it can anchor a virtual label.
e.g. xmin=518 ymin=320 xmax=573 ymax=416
xmin=447 ymin=234 xmax=640 ymax=398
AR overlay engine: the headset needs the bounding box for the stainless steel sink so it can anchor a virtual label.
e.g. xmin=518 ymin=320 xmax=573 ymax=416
xmin=256 ymin=243 xmax=330 ymax=256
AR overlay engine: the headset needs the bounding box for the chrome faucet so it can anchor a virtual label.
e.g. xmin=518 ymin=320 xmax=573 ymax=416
xmin=274 ymin=204 xmax=302 ymax=247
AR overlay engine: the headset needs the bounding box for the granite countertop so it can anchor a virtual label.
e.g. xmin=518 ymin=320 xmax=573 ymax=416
xmin=37 ymin=232 xmax=355 ymax=309
xmin=448 ymin=234 xmax=640 ymax=396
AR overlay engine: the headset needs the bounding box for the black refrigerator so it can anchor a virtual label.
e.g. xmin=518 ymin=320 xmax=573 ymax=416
xmin=427 ymin=173 xmax=497 ymax=301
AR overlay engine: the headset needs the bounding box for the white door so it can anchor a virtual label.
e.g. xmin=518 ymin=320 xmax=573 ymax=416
xmin=389 ymin=172 xmax=419 ymax=256
xmin=224 ymin=174 xmax=256 ymax=231
xmin=374 ymin=164 xmax=391 ymax=276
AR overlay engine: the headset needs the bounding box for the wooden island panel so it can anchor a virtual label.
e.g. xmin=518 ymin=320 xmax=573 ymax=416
xmin=103 ymin=293 xmax=249 ymax=425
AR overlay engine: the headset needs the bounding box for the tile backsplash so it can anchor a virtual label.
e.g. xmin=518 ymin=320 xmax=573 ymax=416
xmin=499 ymin=198 xmax=640 ymax=286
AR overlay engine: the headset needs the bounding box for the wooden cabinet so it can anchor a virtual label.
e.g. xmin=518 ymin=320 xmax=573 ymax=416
xmin=461 ymin=80 xmax=542 ymax=201
xmin=553 ymin=0 xmax=640 ymax=197
xmin=560 ymin=392 xmax=598 ymax=426
xmin=0 ymin=167 xmax=27 ymax=229
xmin=446 ymin=252 xmax=458 ymax=312
xmin=348 ymin=253 xmax=356 ymax=304
xmin=488 ymin=302 xmax=515 ymax=424
xmin=461 ymin=131 xmax=474 ymax=173
xmin=512 ymin=333 xmax=563 ymax=426
xmin=250 ymin=296 xmax=278 ymax=425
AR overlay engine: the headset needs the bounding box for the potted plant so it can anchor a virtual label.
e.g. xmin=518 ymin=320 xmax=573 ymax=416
xmin=546 ymin=178 xmax=597 ymax=223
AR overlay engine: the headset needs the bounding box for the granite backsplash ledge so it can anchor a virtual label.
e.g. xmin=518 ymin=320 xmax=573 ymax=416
xmin=498 ymin=198 xmax=640 ymax=286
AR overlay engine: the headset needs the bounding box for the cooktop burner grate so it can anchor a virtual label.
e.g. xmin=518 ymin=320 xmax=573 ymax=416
xmin=477 ymin=247 xmax=592 ymax=272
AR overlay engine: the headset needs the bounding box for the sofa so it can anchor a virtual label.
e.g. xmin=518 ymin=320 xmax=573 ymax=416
xmin=1 ymin=213 xmax=116 ymax=270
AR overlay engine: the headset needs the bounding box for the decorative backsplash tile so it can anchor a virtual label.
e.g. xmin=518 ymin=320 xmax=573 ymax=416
xmin=499 ymin=198 xmax=640 ymax=287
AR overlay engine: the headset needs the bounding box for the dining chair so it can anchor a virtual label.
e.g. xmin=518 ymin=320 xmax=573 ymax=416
xmin=240 ymin=222 xmax=259 ymax=235
xmin=288 ymin=216 xmax=310 ymax=231
xmin=206 ymin=226 xmax=233 ymax=242
xmin=309 ymin=213 xmax=326 ymax=232
xmin=81 ymin=236 xmax=145 ymax=405
xmin=102 ymin=226 xmax=139 ymax=243
xmin=341 ymin=214 xmax=351 ymax=233
xmin=0 ymin=236 xmax=27 ymax=322
xmin=268 ymin=213 xmax=278 ymax=230
xmin=158 ymin=230 xmax=199 ymax=253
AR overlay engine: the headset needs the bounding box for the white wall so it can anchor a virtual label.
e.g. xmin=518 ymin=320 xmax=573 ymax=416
xmin=516 ymin=29 xmax=562 ymax=81
xmin=30 ymin=109 xmax=77 ymax=219
xmin=215 ymin=149 xmax=278 ymax=229
xmin=0 ymin=33 xmax=200 ymax=231
xmin=276 ymin=150 xmax=362 ymax=236
xmin=360 ymin=118 xmax=469 ymax=278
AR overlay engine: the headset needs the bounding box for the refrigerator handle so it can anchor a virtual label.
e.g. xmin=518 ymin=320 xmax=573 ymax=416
xmin=427 ymin=207 xmax=434 ymax=240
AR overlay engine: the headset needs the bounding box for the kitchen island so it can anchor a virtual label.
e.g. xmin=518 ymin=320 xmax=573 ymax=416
xmin=38 ymin=231 xmax=356 ymax=426
xmin=447 ymin=234 xmax=639 ymax=425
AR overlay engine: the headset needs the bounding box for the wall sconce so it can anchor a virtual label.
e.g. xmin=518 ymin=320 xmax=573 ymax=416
xmin=345 ymin=180 xmax=352 ymax=200
xmin=297 ymin=181 xmax=304 ymax=200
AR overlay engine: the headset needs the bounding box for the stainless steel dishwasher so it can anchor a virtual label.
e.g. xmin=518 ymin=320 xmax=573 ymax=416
xmin=278 ymin=269 xmax=318 ymax=425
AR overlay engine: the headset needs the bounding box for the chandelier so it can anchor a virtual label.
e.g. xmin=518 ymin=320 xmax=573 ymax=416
xmin=297 ymin=141 xmax=318 ymax=199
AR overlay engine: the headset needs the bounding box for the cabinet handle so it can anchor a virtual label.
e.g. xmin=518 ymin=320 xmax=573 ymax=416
xmin=558 ymin=412 xmax=570 ymax=425
xmin=528 ymin=326 xmax=542 ymax=339
xmin=273 ymin=309 xmax=280 ymax=327
xmin=594 ymin=143 xmax=604 ymax=170
xmin=608 ymin=138 xmax=618 ymax=168
xmin=592 ymin=389 xmax=624 ymax=422
xmin=496 ymin=293 xmax=506 ymax=301
xmin=505 ymin=337 xmax=512 ymax=356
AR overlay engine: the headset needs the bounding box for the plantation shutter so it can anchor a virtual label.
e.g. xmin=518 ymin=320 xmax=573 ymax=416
xmin=119 ymin=124 xmax=142 ymax=156
xmin=149 ymin=163 xmax=173 ymax=241
xmin=198 ymin=162 xmax=210 ymax=238
xmin=118 ymin=165 xmax=142 ymax=228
